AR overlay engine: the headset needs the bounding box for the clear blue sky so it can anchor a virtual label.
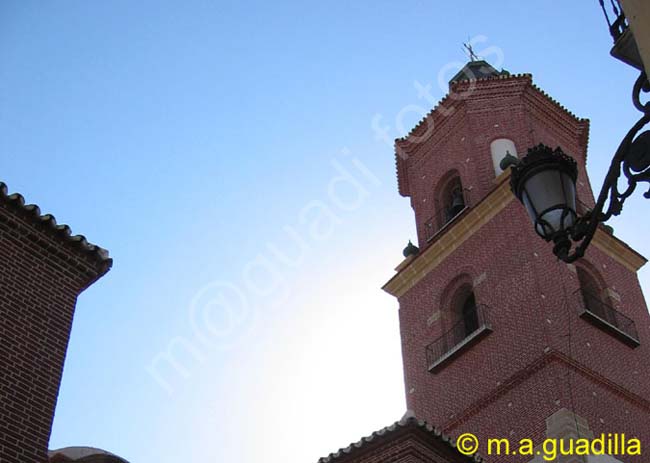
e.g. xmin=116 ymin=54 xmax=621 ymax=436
xmin=2 ymin=1 xmax=648 ymax=462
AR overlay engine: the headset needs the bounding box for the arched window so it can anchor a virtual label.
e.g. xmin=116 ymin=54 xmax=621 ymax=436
xmin=574 ymin=264 xmax=639 ymax=346
xmin=427 ymin=275 xmax=492 ymax=370
xmin=490 ymin=138 xmax=517 ymax=176
xmin=445 ymin=283 xmax=479 ymax=340
xmin=576 ymin=265 xmax=615 ymax=325
xmin=435 ymin=173 xmax=466 ymax=229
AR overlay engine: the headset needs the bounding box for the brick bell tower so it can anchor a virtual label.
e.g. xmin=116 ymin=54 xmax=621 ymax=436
xmin=382 ymin=61 xmax=650 ymax=462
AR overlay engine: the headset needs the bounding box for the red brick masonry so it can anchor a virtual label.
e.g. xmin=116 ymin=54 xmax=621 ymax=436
xmin=0 ymin=183 xmax=111 ymax=463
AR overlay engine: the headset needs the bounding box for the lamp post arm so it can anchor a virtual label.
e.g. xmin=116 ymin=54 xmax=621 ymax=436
xmin=562 ymin=71 xmax=650 ymax=262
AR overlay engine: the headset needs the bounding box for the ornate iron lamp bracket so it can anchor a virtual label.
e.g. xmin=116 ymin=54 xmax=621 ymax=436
xmin=560 ymin=71 xmax=650 ymax=262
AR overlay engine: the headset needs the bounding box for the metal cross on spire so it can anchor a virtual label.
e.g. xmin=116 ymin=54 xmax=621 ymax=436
xmin=462 ymin=41 xmax=480 ymax=61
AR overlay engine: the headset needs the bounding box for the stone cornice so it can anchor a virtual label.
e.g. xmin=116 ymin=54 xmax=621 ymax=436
xmin=383 ymin=172 xmax=514 ymax=298
xmin=591 ymin=227 xmax=647 ymax=271
xmin=383 ymin=171 xmax=646 ymax=298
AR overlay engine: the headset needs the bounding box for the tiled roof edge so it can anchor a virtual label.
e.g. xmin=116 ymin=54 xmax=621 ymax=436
xmin=529 ymin=82 xmax=589 ymax=124
xmin=395 ymin=73 xmax=534 ymax=146
xmin=317 ymin=414 xmax=484 ymax=463
xmin=0 ymin=182 xmax=112 ymax=276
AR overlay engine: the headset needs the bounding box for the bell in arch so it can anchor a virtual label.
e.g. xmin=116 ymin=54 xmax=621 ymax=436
xmin=446 ymin=187 xmax=466 ymax=220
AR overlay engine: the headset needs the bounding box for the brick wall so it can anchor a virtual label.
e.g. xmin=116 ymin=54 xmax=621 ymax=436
xmin=0 ymin=187 xmax=111 ymax=463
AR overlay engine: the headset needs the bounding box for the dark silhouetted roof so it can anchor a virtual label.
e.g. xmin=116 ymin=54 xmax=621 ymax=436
xmin=449 ymin=60 xmax=509 ymax=84
xmin=48 ymin=446 xmax=128 ymax=463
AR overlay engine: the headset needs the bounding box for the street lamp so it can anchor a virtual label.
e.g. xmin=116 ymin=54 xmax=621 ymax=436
xmin=499 ymin=2 xmax=650 ymax=263
xmin=505 ymin=145 xmax=578 ymax=260
xmin=501 ymin=72 xmax=649 ymax=263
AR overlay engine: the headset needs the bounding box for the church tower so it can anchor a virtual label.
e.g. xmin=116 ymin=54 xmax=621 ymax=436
xmin=382 ymin=61 xmax=650 ymax=461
